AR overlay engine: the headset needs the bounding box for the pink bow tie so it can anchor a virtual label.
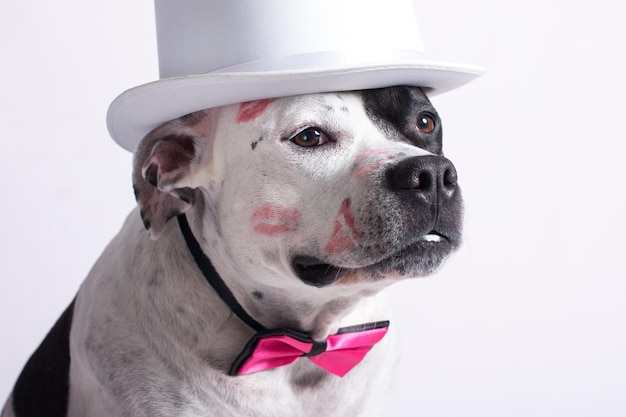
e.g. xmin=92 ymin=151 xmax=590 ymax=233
xmin=229 ymin=321 xmax=389 ymax=377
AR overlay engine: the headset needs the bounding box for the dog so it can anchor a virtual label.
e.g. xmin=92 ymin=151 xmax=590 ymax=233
xmin=2 ymin=86 xmax=463 ymax=417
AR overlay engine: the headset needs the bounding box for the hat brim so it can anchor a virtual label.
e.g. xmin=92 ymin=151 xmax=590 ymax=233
xmin=107 ymin=60 xmax=484 ymax=152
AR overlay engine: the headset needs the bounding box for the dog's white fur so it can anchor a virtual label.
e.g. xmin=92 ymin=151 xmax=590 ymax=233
xmin=4 ymin=90 xmax=457 ymax=417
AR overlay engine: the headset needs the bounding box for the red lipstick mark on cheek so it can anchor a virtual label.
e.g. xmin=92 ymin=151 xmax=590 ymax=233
xmin=236 ymin=99 xmax=277 ymax=123
xmin=325 ymin=198 xmax=360 ymax=255
xmin=354 ymin=149 xmax=392 ymax=179
xmin=252 ymin=204 xmax=301 ymax=236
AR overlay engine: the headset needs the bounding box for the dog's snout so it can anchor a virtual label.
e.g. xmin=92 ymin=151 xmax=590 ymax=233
xmin=386 ymin=155 xmax=458 ymax=202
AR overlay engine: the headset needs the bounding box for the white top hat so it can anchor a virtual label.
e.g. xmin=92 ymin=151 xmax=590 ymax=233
xmin=107 ymin=0 xmax=484 ymax=152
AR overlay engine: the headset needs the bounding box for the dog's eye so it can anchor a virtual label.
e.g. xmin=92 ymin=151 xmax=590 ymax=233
xmin=291 ymin=128 xmax=329 ymax=148
xmin=417 ymin=114 xmax=436 ymax=134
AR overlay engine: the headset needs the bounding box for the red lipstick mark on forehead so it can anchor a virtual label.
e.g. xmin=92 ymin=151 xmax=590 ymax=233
xmin=236 ymin=99 xmax=277 ymax=123
xmin=252 ymin=204 xmax=301 ymax=236
xmin=325 ymin=198 xmax=361 ymax=255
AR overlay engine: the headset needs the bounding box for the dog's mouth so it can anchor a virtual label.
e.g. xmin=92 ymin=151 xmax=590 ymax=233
xmin=292 ymin=257 xmax=350 ymax=288
xmin=292 ymin=231 xmax=452 ymax=288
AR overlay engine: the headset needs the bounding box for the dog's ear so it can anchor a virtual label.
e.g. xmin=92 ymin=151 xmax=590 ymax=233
xmin=132 ymin=111 xmax=215 ymax=239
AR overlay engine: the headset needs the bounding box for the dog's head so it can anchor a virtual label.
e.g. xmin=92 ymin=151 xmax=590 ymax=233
xmin=132 ymin=86 xmax=462 ymax=295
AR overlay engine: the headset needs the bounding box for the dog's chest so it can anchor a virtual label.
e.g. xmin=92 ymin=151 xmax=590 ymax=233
xmin=68 ymin=359 xmax=390 ymax=417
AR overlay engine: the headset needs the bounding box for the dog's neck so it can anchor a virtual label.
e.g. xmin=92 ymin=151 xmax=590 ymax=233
xmin=178 ymin=213 xmax=266 ymax=333
xmin=183 ymin=204 xmax=388 ymax=340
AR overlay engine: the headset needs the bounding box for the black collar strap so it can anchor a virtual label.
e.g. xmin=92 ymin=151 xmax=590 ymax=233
xmin=177 ymin=214 xmax=265 ymax=332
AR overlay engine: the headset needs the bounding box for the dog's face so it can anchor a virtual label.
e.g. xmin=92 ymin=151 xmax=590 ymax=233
xmin=133 ymin=87 xmax=462 ymax=293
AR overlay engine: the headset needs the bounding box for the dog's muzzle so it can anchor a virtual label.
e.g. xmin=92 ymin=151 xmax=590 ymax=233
xmin=294 ymin=154 xmax=463 ymax=287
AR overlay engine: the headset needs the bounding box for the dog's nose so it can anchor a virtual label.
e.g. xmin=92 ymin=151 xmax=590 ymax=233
xmin=386 ymin=155 xmax=458 ymax=203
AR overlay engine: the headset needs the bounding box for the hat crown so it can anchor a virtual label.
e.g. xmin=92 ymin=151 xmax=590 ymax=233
xmin=155 ymin=0 xmax=425 ymax=78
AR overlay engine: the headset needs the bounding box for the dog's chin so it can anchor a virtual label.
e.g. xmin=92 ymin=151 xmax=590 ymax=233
xmin=292 ymin=232 xmax=459 ymax=288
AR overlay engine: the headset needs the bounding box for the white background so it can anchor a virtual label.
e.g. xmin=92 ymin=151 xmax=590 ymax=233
xmin=1 ymin=1 xmax=625 ymax=416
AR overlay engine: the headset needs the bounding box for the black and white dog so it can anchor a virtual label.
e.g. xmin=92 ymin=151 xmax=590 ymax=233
xmin=3 ymin=86 xmax=462 ymax=417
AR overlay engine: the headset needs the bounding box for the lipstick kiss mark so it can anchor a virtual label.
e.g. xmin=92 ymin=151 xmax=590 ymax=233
xmin=325 ymin=198 xmax=360 ymax=255
xmin=354 ymin=149 xmax=392 ymax=179
xmin=252 ymin=204 xmax=301 ymax=236
xmin=236 ymin=99 xmax=277 ymax=123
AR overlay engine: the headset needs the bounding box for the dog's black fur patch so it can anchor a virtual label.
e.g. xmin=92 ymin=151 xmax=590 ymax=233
xmin=12 ymin=299 xmax=75 ymax=417
xmin=361 ymin=87 xmax=443 ymax=155
xmin=251 ymin=136 xmax=264 ymax=150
